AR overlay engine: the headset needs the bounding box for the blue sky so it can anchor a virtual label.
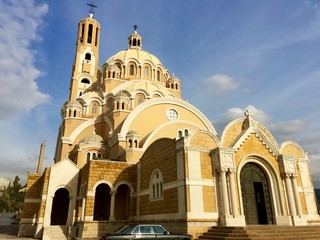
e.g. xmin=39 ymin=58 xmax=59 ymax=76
xmin=0 ymin=0 xmax=320 ymax=188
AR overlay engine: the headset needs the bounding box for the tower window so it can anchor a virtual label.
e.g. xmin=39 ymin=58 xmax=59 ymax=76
xmin=81 ymin=78 xmax=90 ymax=84
xmin=88 ymin=24 xmax=93 ymax=43
xmin=80 ymin=23 xmax=85 ymax=42
xmin=85 ymin=53 xmax=91 ymax=60
xmin=95 ymin=28 xmax=99 ymax=46
xmin=133 ymin=38 xmax=137 ymax=46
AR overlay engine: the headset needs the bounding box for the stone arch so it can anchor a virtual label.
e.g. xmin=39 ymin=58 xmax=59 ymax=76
xmin=93 ymin=183 xmax=111 ymax=220
xmin=237 ymin=156 xmax=284 ymax=225
xmin=114 ymin=183 xmax=131 ymax=220
xmin=51 ymin=188 xmax=69 ymax=225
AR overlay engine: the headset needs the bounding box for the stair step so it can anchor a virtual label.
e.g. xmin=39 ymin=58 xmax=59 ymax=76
xmin=197 ymin=225 xmax=320 ymax=240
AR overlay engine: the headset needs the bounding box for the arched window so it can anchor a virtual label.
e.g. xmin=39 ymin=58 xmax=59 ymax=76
xmin=95 ymin=27 xmax=99 ymax=46
xmin=138 ymin=97 xmax=143 ymax=105
xmin=128 ymin=139 xmax=132 ymax=148
xmin=178 ymin=130 xmax=183 ymax=138
xmin=184 ymin=129 xmax=189 ymax=137
xmin=121 ymin=102 xmax=125 ymax=110
xmin=134 ymin=140 xmax=138 ymax=148
xmin=73 ymin=110 xmax=77 ymax=117
xmin=116 ymin=102 xmax=120 ymax=110
xmin=144 ymin=66 xmax=149 ymax=77
xmin=88 ymin=24 xmax=93 ymax=43
xmin=157 ymin=71 xmax=160 ymax=81
xmin=98 ymin=153 xmax=102 ymax=159
xmin=130 ymin=64 xmax=134 ymax=76
xmin=92 ymin=104 xmax=97 ymax=114
xmin=81 ymin=78 xmax=90 ymax=84
xmin=86 ymin=152 xmax=90 ymax=163
xmin=133 ymin=38 xmax=137 ymax=46
xmin=150 ymin=169 xmax=163 ymax=200
xmin=85 ymin=53 xmax=91 ymax=60
xmin=92 ymin=153 xmax=97 ymax=160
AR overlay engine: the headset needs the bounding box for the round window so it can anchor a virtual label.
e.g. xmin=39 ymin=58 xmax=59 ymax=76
xmin=167 ymin=109 xmax=178 ymax=120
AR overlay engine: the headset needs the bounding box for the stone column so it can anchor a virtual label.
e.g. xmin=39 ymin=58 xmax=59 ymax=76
xmin=284 ymin=174 xmax=296 ymax=216
xmin=228 ymin=170 xmax=238 ymax=216
xmin=291 ymin=176 xmax=302 ymax=216
xmin=220 ymin=170 xmax=230 ymax=216
xmin=109 ymin=191 xmax=116 ymax=221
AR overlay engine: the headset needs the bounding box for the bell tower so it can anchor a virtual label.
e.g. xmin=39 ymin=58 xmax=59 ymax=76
xmin=69 ymin=3 xmax=101 ymax=101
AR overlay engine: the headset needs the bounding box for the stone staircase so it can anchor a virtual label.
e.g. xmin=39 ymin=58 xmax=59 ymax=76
xmin=197 ymin=225 xmax=320 ymax=240
xmin=43 ymin=225 xmax=68 ymax=240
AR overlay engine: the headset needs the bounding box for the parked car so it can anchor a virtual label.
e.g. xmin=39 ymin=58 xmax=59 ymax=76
xmin=99 ymin=224 xmax=192 ymax=240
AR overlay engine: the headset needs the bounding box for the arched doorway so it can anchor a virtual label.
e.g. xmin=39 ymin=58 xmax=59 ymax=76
xmin=240 ymin=163 xmax=273 ymax=225
xmin=93 ymin=183 xmax=111 ymax=220
xmin=114 ymin=184 xmax=130 ymax=220
xmin=51 ymin=188 xmax=69 ymax=225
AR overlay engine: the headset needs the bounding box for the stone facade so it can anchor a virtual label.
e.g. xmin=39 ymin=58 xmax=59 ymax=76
xmin=19 ymin=12 xmax=320 ymax=240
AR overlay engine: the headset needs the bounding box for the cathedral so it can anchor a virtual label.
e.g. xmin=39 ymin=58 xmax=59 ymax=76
xmin=18 ymin=10 xmax=319 ymax=240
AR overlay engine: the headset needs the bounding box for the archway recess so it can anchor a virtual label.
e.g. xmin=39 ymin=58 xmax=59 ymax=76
xmin=51 ymin=188 xmax=70 ymax=225
xmin=240 ymin=163 xmax=274 ymax=225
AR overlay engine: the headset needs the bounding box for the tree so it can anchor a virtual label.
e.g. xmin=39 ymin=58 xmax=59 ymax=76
xmin=0 ymin=176 xmax=25 ymax=212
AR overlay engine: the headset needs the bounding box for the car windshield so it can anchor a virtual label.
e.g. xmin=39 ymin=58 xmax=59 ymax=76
xmin=113 ymin=225 xmax=132 ymax=234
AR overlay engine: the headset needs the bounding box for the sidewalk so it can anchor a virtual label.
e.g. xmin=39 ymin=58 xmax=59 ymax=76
xmin=0 ymin=213 xmax=34 ymax=239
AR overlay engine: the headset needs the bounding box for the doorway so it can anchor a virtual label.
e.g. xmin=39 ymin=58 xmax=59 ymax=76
xmin=51 ymin=188 xmax=69 ymax=225
xmin=240 ymin=163 xmax=273 ymax=225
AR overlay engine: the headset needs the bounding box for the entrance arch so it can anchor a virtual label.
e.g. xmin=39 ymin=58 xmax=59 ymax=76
xmin=51 ymin=188 xmax=69 ymax=225
xmin=114 ymin=184 xmax=130 ymax=220
xmin=240 ymin=163 xmax=274 ymax=225
xmin=93 ymin=183 xmax=111 ymax=220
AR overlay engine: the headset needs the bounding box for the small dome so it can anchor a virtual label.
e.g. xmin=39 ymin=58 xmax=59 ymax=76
xmin=80 ymin=131 xmax=104 ymax=144
xmin=127 ymin=130 xmax=139 ymax=136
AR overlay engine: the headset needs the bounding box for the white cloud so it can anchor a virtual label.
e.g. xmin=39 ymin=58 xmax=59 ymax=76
xmin=269 ymin=119 xmax=306 ymax=136
xmin=213 ymin=105 xmax=270 ymax=133
xmin=204 ymin=74 xmax=238 ymax=93
xmin=0 ymin=0 xmax=50 ymax=120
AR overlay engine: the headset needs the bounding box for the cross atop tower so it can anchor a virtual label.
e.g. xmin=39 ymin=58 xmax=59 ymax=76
xmin=133 ymin=24 xmax=138 ymax=32
xmin=87 ymin=1 xmax=97 ymax=15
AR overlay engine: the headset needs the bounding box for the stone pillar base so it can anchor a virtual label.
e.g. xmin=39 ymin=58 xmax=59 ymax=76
xmin=292 ymin=215 xmax=307 ymax=226
xmin=220 ymin=215 xmax=246 ymax=226
xmin=275 ymin=215 xmax=292 ymax=225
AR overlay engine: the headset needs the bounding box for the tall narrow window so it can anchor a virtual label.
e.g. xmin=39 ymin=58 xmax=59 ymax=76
xmin=92 ymin=104 xmax=97 ymax=114
xmin=95 ymin=28 xmax=99 ymax=46
xmin=130 ymin=65 xmax=134 ymax=76
xmin=88 ymin=24 xmax=93 ymax=43
xmin=144 ymin=67 xmax=149 ymax=78
xmin=86 ymin=153 xmax=90 ymax=163
xmin=150 ymin=169 xmax=163 ymax=200
xmin=80 ymin=23 xmax=85 ymax=42
xmin=133 ymin=38 xmax=137 ymax=46
xmin=157 ymin=71 xmax=160 ymax=81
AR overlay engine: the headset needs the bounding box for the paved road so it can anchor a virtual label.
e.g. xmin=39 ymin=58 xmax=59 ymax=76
xmin=0 ymin=214 xmax=34 ymax=239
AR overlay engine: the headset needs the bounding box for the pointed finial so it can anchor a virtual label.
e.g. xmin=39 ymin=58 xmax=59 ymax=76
xmin=87 ymin=1 xmax=97 ymax=16
xmin=244 ymin=109 xmax=253 ymax=119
